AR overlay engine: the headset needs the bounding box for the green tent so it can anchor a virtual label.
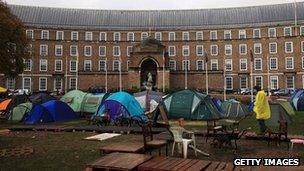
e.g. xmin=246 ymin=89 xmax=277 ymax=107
xmin=81 ymin=93 xmax=108 ymax=114
xmin=60 ymin=90 xmax=87 ymax=112
xmin=266 ymin=100 xmax=295 ymax=126
xmin=163 ymin=90 xmax=222 ymax=120
xmin=221 ymin=99 xmax=251 ymax=120
xmin=9 ymin=102 xmax=32 ymax=122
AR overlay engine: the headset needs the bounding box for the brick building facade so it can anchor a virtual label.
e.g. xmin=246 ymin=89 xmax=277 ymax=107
xmin=2 ymin=3 xmax=304 ymax=93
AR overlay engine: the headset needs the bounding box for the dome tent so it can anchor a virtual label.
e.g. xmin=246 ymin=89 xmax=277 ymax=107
xmin=29 ymin=92 xmax=56 ymax=105
xmin=60 ymin=90 xmax=87 ymax=112
xmin=81 ymin=93 xmax=108 ymax=114
xmin=289 ymin=89 xmax=304 ymax=111
xmin=93 ymin=91 xmax=147 ymax=123
xmin=134 ymin=90 xmax=163 ymax=112
xmin=161 ymin=90 xmax=222 ymax=120
xmin=9 ymin=102 xmax=32 ymax=122
xmin=221 ymin=99 xmax=251 ymax=119
xmin=25 ymin=100 xmax=79 ymax=124
xmin=266 ymin=100 xmax=295 ymax=126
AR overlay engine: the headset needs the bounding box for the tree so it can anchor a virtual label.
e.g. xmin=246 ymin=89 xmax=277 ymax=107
xmin=0 ymin=1 xmax=29 ymax=78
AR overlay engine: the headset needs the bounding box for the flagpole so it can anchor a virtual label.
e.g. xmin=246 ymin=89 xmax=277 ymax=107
xmin=204 ymin=50 xmax=209 ymax=94
xmin=65 ymin=56 xmax=68 ymax=93
xmin=267 ymin=55 xmax=270 ymax=97
xmin=250 ymin=49 xmax=254 ymax=102
xmin=119 ymin=58 xmax=122 ymax=92
xmin=105 ymin=60 xmax=108 ymax=93
xmin=163 ymin=50 xmax=165 ymax=92
xmin=76 ymin=53 xmax=79 ymax=90
xmin=294 ymin=0 xmax=298 ymax=35
xmin=185 ymin=56 xmax=188 ymax=89
xmin=223 ymin=57 xmax=226 ymax=101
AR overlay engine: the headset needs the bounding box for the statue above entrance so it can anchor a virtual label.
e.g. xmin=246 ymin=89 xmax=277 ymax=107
xmin=144 ymin=72 xmax=153 ymax=90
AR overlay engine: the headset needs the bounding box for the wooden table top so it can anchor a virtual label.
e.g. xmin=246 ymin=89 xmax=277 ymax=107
xmin=86 ymin=152 xmax=152 ymax=171
xmin=100 ymin=141 xmax=144 ymax=153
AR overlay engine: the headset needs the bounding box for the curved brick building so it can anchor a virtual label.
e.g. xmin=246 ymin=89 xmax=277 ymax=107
xmin=2 ymin=2 xmax=304 ymax=92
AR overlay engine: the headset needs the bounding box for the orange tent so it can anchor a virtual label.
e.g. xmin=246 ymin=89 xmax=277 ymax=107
xmin=0 ymin=99 xmax=12 ymax=111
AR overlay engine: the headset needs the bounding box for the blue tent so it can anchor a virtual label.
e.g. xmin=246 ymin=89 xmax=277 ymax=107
xmin=25 ymin=100 xmax=79 ymax=124
xmin=93 ymin=91 xmax=147 ymax=123
xmin=289 ymin=90 xmax=304 ymax=111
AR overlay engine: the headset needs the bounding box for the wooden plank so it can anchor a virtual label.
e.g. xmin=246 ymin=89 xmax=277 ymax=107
xmin=186 ymin=160 xmax=211 ymax=171
xmin=171 ymin=159 xmax=193 ymax=171
xmin=214 ymin=162 xmax=227 ymax=171
xmin=165 ymin=158 xmax=188 ymax=170
xmin=205 ymin=161 xmax=220 ymax=171
xmin=223 ymin=163 xmax=235 ymax=171
xmin=138 ymin=156 xmax=167 ymax=171
xmin=100 ymin=142 xmax=144 ymax=153
xmin=157 ymin=157 xmax=181 ymax=170
xmin=147 ymin=157 xmax=175 ymax=170
xmin=178 ymin=160 xmax=200 ymax=171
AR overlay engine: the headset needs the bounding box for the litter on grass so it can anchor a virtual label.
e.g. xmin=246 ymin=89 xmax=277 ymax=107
xmin=84 ymin=133 xmax=121 ymax=141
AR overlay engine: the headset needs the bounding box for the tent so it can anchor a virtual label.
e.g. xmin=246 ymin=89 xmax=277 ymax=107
xmin=289 ymin=90 xmax=304 ymax=111
xmin=0 ymin=94 xmax=29 ymax=117
xmin=25 ymin=100 xmax=79 ymax=124
xmin=94 ymin=91 xmax=146 ymax=122
xmin=81 ymin=93 xmax=108 ymax=114
xmin=9 ymin=102 xmax=32 ymax=122
xmin=134 ymin=91 xmax=163 ymax=112
xmin=221 ymin=99 xmax=251 ymax=119
xmin=160 ymin=90 xmax=222 ymax=120
xmin=60 ymin=90 xmax=87 ymax=112
xmin=0 ymin=86 xmax=7 ymax=93
xmin=29 ymin=92 xmax=56 ymax=105
xmin=266 ymin=100 xmax=295 ymax=126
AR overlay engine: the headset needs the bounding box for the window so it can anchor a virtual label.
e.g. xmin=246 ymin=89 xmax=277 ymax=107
xmin=270 ymin=76 xmax=278 ymax=89
xmin=168 ymin=32 xmax=175 ymax=41
xmin=113 ymin=46 xmax=120 ymax=56
xmin=302 ymin=57 xmax=304 ymax=69
xmin=70 ymin=45 xmax=78 ymax=56
xmin=55 ymin=60 xmax=62 ymax=72
xmin=41 ymin=30 xmax=49 ymax=40
xmin=100 ymin=32 xmax=107 ymax=41
xmin=270 ymin=58 xmax=277 ymax=70
xmin=211 ymin=59 xmax=218 ymax=70
xmin=113 ymin=60 xmax=121 ymax=71
xmin=239 ymin=44 xmax=247 ymax=55
xmin=155 ymin=32 xmax=162 ymax=41
xmin=182 ymin=32 xmax=189 ymax=41
xmin=210 ymin=31 xmax=217 ymax=40
xmin=54 ymin=78 xmax=62 ymax=91
xmin=69 ymin=78 xmax=77 ymax=90
xmin=113 ymin=32 xmax=121 ymax=41
xmin=196 ymin=31 xmax=203 ymax=41
xmin=23 ymin=77 xmax=31 ymax=92
xmin=225 ymin=45 xmax=232 ymax=55
xmin=196 ymin=60 xmax=204 ymax=70
xmin=225 ymin=77 xmax=233 ymax=90
xmin=254 ymin=43 xmax=262 ymax=54
xmin=182 ymin=60 xmax=190 ymax=70
xmin=84 ymin=60 xmax=92 ymax=71
xmin=56 ymin=31 xmax=64 ymax=40
xmin=40 ymin=44 xmax=48 ymax=56
xmin=254 ymin=58 xmax=262 ymax=70
xmin=286 ymin=76 xmax=294 ymax=89
xmin=210 ymin=45 xmax=218 ymax=56
xmin=255 ymin=76 xmax=263 ymax=88
xmin=284 ymin=27 xmax=292 ymax=37
xmin=127 ymin=46 xmax=133 ymax=57
xmin=225 ymin=59 xmax=232 ymax=71
xmin=285 ymin=42 xmax=293 ymax=53
xmin=240 ymin=77 xmax=248 ymax=89
xmin=169 ymin=60 xmax=176 ymax=71
xmin=71 ymin=31 xmax=78 ymax=41
xmin=39 ymin=59 xmax=47 ymax=71
xmin=224 ymin=30 xmax=231 ymax=40
xmin=24 ymin=59 xmax=32 ymax=71
xmin=6 ymin=78 xmax=15 ymax=90
xmin=168 ymin=46 xmax=176 ymax=56
xmin=141 ymin=32 xmax=148 ymax=40
xmin=99 ymin=60 xmax=107 ymax=71
xmin=301 ymin=26 xmax=304 ymax=36
xmin=127 ymin=32 xmax=134 ymax=41
xmin=26 ymin=30 xmax=34 ymax=39
xmin=240 ymin=59 xmax=247 ymax=71
xmin=39 ymin=77 xmax=47 ymax=91
xmin=127 ymin=60 xmax=130 ymax=71
xmin=285 ymin=57 xmax=294 ymax=69
xmin=301 ymin=41 xmax=304 ymax=52
xmin=99 ymin=46 xmax=106 ymax=57
xmin=85 ymin=32 xmax=93 ymax=41
xmin=268 ymin=28 xmax=276 ymax=38
xmin=269 ymin=42 xmax=277 ymax=54
xmin=196 ymin=45 xmax=203 ymax=56
xmin=55 ymin=45 xmax=63 ymax=56
xmin=84 ymin=46 xmax=92 ymax=56
xmin=239 ymin=30 xmax=246 ymax=39
xmin=253 ymin=29 xmax=261 ymax=38
xmin=182 ymin=45 xmax=189 ymax=56
xmin=70 ymin=60 xmax=77 ymax=72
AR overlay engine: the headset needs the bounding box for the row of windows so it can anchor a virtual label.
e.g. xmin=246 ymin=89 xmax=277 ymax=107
xmin=37 ymin=41 xmax=298 ymax=57
xmin=26 ymin=26 xmax=304 ymax=41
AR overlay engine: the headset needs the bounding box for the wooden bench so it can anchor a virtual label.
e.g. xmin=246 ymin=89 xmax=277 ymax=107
xmin=85 ymin=152 xmax=152 ymax=171
xmin=100 ymin=142 xmax=144 ymax=154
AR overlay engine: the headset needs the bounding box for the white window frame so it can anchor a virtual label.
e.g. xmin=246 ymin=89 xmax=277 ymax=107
xmin=224 ymin=30 xmax=231 ymax=40
xmin=225 ymin=59 xmax=232 ymax=71
xmin=55 ymin=45 xmax=63 ymax=56
xmin=53 ymin=77 xmax=63 ymax=91
xmin=24 ymin=59 xmax=32 ymax=71
xmin=240 ymin=77 xmax=248 ymax=89
xmin=127 ymin=32 xmax=134 ymax=41
xmin=155 ymin=32 xmax=162 ymax=41
xmin=255 ymin=76 xmax=263 ymax=88
xmin=99 ymin=32 xmax=107 ymax=41
xmin=99 ymin=46 xmax=106 ymax=57
xmin=113 ymin=60 xmax=121 ymax=71
xmin=84 ymin=46 xmax=92 ymax=57
xmin=56 ymin=31 xmax=64 ymax=40
xmin=84 ymin=60 xmax=92 ymax=71
xmin=40 ymin=44 xmax=48 ymax=56
xmin=225 ymin=77 xmax=233 ymax=90
xmin=239 ymin=30 xmax=246 ymax=39
xmin=269 ymin=42 xmax=277 ymax=54
xmin=70 ymin=60 xmax=77 ymax=72
xmin=71 ymin=31 xmax=78 ymax=41
xmin=23 ymin=77 xmax=31 ymax=92
xmin=210 ymin=31 xmax=217 ymax=40
xmin=41 ymin=30 xmax=49 ymax=40
xmin=39 ymin=77 xmax=47 ymax=91
xmin=211 ymin=59 xmax=218 ymax=70
xmin=254 ymin=43 xmax=262 ymax=54
xmin=254 ymin=58 xmax=262 ymax=71
xmin=285 ymin=57 xmax=294 ymax=69
xmin=169 ymin=60 xmax=176 ymax=71
xmin=196 ymin=45 xmax=204 ymax=56
xmin=26 ymin=30 xmax=34 ymax=39
xmin=182 ymin=32 xmax=190 ymax=41
xmin=113 ymin=32 xmax=121 ymax=41
xmin=240 ymin=58 xmax=247 ymax=71
xmin=253 ymin=29 xmax=261 ymax=38
xmin=113 ymin=46 xmax=121 ymax=56
xmin=301 ymin=41 xmax=304 ymax=53
xmin=301 ymin=26 xmax=304 ymax=36
xmin=225 ymin=45 xmax=232 ymax=55
xmin=182 ymin=45 xmax=190 ymax=56
xmin=70 ymin=45 xmax=78 ymax=56
xmin=286 ymin=76 xmax=295 ymax=89
xmin=168 ymin=46 xmax=176 ymax=57
xmin=270 ymin=57 xmax=278 ymax=70
xmin=55 ymin=60 xmax=63 ymax=72
xmin=69 ymin=77 xmax=77 ymax=90
xmin=196 ymin=60 xmax=204 ymax=70
xmin=85 ymin=32 xmax=93 ymax=41
xmin=285 ymin=42 xmax=293 ymax=53
xmin=196 ymin=31 xmax=203 ymax=41
xmin=210 ymin=45 xmax=218 ymax=56
xmin=239 ymin=44 xmax=247 ymax=55
xmin=127 ymin=46 xmax=133 ymax=57
xmin=6 ymin=78 xmax=15 ymax=90
xmin=141 ymin=32 xmax=148 ymax=40
xmin=284 ymin=27 xmax=292 ymax=37
xmin=99 ymin=60 xmax=107 ymax=71
xmin=39 ymin=59 xmax=48 ymax=71
xmin=168 ymin=32 xmax=175 ymax=41
xmin=268 ymin=28 xmax=276 ymax=38
xmin=270 ymin=76 xmax=279 ymax=90
xmin=302 ymin=56 xmax=304 ymax=69
xmin=182 ymin=60 xmax=190 ymax=70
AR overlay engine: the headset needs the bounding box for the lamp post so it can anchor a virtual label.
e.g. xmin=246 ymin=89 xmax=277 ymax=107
xmin=163 ymin=49 xmax=165 ymax=92
xmin=204 ymin=50 xmax=209 ymax=94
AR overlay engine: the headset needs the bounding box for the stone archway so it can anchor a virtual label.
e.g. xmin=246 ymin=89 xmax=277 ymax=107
xmin=140 ymin=58 xmax=158 ymax=88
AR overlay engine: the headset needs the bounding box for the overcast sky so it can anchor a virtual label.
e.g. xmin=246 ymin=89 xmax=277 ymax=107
xmin=4 ymin=0 xmax=303 ymax=10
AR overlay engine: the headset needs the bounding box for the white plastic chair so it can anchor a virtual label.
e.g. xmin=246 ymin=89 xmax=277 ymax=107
xmin=170 ymin=126 xmax=197 ymax=158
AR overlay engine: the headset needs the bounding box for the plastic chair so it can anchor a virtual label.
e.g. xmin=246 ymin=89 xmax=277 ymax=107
xmin=170 ymin=126 xmax=197 ymax=158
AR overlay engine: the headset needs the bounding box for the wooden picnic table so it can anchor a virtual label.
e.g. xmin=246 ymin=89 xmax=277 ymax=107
xmin=100 ymin=141 xmax=144 ymax=154
xmin=85 ymin=152 xmax=152 ymax=171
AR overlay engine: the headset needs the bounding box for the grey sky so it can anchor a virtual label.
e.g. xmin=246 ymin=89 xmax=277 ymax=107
xmin=4 ymin=0 xmax=303 ymax=10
